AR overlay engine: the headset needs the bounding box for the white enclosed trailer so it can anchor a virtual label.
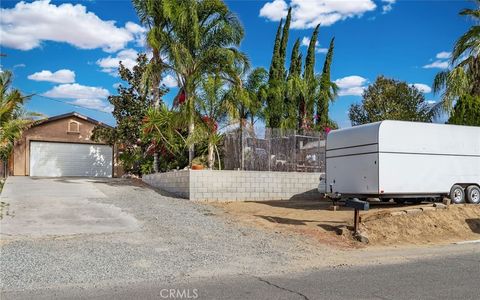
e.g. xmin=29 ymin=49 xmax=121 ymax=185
xmin=323 ymin=121 xmax=480 ymax=204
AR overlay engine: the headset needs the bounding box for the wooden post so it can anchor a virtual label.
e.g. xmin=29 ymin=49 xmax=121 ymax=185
xmin=353 ymin=209 xmax=360 ymax=233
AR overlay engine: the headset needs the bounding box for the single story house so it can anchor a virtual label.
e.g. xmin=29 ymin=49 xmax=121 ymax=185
xmin=3 ymin=112 xmax=122 ymax=178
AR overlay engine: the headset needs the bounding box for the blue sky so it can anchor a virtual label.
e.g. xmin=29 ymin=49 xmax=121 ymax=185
xmin=0 ymin=0 xmax=473 ymax=127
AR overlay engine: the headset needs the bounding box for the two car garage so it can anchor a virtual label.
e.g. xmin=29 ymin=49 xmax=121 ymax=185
xmin=29 ymin=141 xmax=113 ymax=177
xmin=10 ymin=112 xmax=116 ymax=178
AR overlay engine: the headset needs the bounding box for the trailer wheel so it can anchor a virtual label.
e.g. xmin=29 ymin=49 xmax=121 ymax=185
xmin=394 ymin=199 xmax=406 ymax=204
xmin=450 ymin=185 xmax=465 ymax=204
xmin=466 ymin=186 xmax=480 ymax=204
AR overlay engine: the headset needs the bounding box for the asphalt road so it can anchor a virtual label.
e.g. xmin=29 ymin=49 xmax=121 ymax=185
xmin=4 ymin=250 xmax=479 ymax=300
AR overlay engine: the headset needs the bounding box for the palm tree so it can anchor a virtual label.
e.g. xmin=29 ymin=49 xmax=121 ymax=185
xmin=142 ymin=103 xmax=187 ymax=158
xmin=223 ymin=67 xmax=268 ymax=169
xmin=132 ymin=0 xmax=172 ymax=172
xmin=140 ymin=0 xmax=248 ymax=166
xmin=0 ymin=71 xmax=36 ymax=168
xmin=191 ymin=75 xmax=228 ymax=169
xmin=433 ymin=0 xmax=480 ymax=112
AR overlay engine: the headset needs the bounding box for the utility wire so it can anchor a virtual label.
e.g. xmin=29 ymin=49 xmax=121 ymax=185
xmin=29 ymin=93 xmax=112 ymax=114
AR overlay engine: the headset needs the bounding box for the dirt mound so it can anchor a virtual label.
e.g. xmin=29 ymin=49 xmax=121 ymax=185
xmin=362 ymin=205 xmax=480 ymax=246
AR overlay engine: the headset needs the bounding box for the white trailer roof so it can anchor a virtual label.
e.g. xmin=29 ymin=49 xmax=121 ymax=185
xmin=378 ymin=121 xmax=480 ymax=156
xmin=327 ymin=121 xmax=480 ymax=156
xmin=326 ymin=122 xmax=381 ymax=150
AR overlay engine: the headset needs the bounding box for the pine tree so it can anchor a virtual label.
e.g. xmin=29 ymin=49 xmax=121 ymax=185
xmin=278 ymin=8 xmax=292 ymax=81
xmin=300 ymin=24 xmax=320 ymax=129
xmin=284 ymin=38 xmax=302 ymax=128
xmin=266 ymin=18 xmax=284 ymax=128
xmin=316 ymin=37 xmax=337 ymax=127
xmin=266 ymin=8 xmax=293 ymax=128
xmin=268 ymin=19 xmax=283 ymax=81
xmin=304 ymin=24 xmax=319 ymax=82
xmin=288 ymin=39 xmax=302 ymax=78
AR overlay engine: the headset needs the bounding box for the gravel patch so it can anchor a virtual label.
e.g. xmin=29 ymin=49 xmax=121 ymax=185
xmin=0 ymin=179 xmax=329 ymax=292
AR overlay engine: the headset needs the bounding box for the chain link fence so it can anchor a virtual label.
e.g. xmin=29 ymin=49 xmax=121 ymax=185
xmin=223 ymin=128 xmax=326 ymax=172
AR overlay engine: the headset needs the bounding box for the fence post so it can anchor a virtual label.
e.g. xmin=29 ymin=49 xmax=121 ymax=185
xmin=268 ymin=128 xmax=271 ymax=172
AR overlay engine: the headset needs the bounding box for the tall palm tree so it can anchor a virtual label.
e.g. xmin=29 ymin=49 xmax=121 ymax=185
xmin=0 ymin=71 xmax=36 ymax=165
xmin=132 ymin=0 xmax=171 ymax=172
xmin=433 ymin=0 xmax=480 ymax=112
xmin=141 ymin=0 xmax=248 ymax=166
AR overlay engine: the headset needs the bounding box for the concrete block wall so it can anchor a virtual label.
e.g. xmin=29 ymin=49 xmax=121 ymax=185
xmin=143 ymin=170 xmax=322 ymax=202
xmin=142 ymin=170 xmax=189 ymax=198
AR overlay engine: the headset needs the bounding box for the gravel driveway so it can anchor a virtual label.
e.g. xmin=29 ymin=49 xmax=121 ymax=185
xmin=0 ymin=178 xmax=327 ymax=293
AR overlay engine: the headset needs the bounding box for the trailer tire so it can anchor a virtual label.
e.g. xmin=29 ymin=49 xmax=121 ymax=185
xmin=465 ymin=185 xmax=480 ymax=204
xmin=450 ymin=185 xmax=465 ymax=204
xmin=394 ymin=199 xmax=406 ymax=204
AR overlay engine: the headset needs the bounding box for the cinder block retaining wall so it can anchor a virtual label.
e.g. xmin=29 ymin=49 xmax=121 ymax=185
xmin=143 ymin=170 xmax=322 ymax=201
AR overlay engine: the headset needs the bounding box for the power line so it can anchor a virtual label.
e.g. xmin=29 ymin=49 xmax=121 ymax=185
xmin=29 ymin=93 xmax=112 ymax=114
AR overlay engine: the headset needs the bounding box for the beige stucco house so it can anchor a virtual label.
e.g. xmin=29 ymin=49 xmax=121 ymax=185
xmin=5 ymin=112 xmax=121 ymax=177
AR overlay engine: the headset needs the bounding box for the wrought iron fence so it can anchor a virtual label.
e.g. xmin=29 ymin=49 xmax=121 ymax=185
xmin=223 ymin=128 xmax=326 ymax=172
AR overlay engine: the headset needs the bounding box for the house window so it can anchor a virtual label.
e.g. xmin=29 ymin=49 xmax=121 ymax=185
xmin=68 ymin=121 xmax=80 ymax=133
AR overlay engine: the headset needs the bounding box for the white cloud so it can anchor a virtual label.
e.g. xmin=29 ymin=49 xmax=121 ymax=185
xmin=161 ymin=75 xmax=178 ymax=88
xmin=259 ymin=0 xmax=288 ymax=21
xmin=411 ymin=83 xmax=432 ymax=93
xmin=96 ymin=48 xmax=138 ymax=76
xmin=0 ymin=0 xmax=140 ymax=52
xmin=436 ymin=51 xmax=451 ymax=59
xmin=423 ymin=51 xmax=451 ymax=69
xmin=69 ymin=98 xmax=113 ymax=113
xmin=334 ymin=75 xmax=368 ymax=96
xmin=423 ymin=60 xmax=449 ymax=69
xmin=316 ymin=47 xmax=328 ymax=54
xmin=125 ymin=21 xmax=146 ymax=47
xmin=301 ymin=37 xmax=313 ymax=47
xmin=43 ymin=83 xmax=111 ymax=112
xmin=28 ymin=69 xmax=75 ymax=83
xmin=259 ymin=0 xmax=377 ymax=28
xmin=381 ymin=0 xmax=396 ymax=14
xmin=43 ymin=83 xmax=109 ymax=99
xmin=300 ymin=36 xmax=328 ymax=54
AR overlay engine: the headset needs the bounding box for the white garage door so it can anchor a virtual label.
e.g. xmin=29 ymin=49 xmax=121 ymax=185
xmin=30 ymin=141 xmax=113 ymax=177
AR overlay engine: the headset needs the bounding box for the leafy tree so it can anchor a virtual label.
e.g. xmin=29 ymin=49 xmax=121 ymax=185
xmin=433 ymin=0 xmax=480 ymax=112
xmin=316 ymin=37 xmax=338 ymax=128
xmin=0 ymin=70 xmax=37 ymax=162
xmin=92 ymin=53 xmax=168 ymax=175
xmin=448 ymin=94 xmax=480 ymax=126
xmin=349 ymin=76 xmax=433 ymax=126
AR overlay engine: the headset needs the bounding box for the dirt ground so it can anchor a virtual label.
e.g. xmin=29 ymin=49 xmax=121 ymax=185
xmin=208 ymin=199 xmax=480 ymax=248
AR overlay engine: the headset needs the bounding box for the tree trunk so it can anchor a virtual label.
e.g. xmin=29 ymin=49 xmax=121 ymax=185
xmin=153 ymin=152 xmax=159 ymax=173
xmin=188 ymin=107 xmax=195 ymax=166
xmin=208 ymin=142 xmax=215 ymax=169
xmin=152 ymin=48 xmax=161 ymax=173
